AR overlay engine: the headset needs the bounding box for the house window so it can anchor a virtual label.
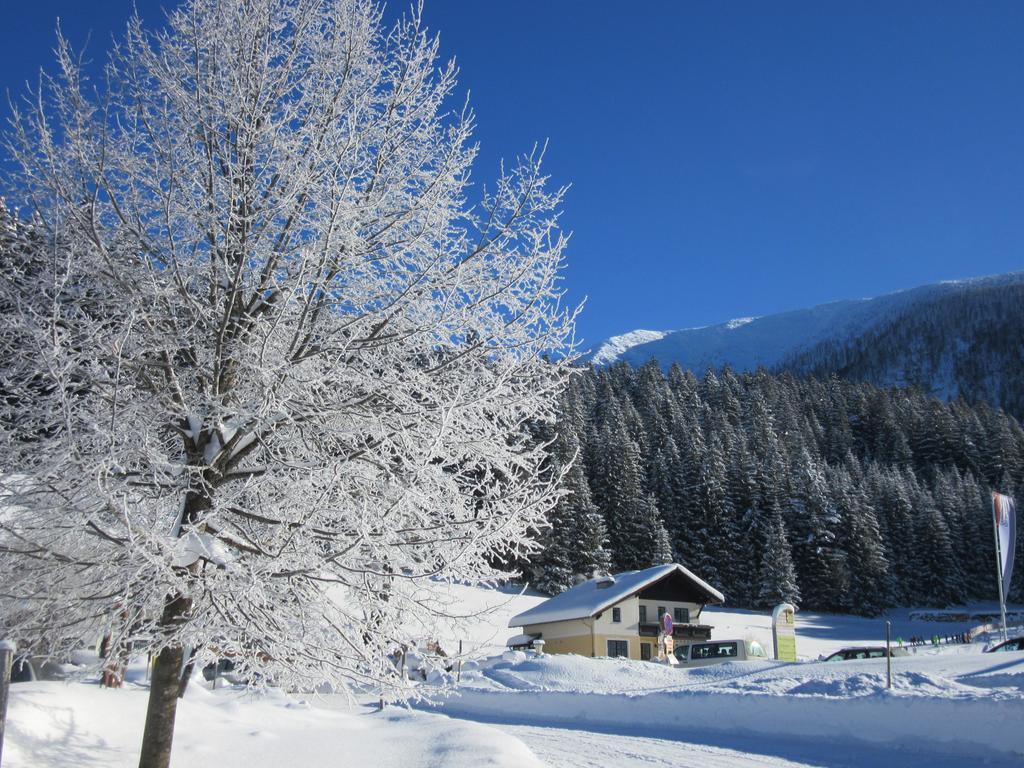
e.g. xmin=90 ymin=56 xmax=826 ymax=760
xmin=674 ymin=607 xmax=690 ymax=624
xmin=612 ymin=607 xmax=621 ymax=623
xmin=640 ymin=642 xmax=652 ymax=661
xmin=607 ymin=640 xmax=629 ymax=658
xmin=638 ymin=605 xmax=647 ymax=623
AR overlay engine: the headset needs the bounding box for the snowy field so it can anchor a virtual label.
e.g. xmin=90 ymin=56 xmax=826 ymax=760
xmin=5 ymin=582 xmax=1023 ymax=768
xmin=437 ymin=648 xmax=1024 ymax=766
xmin=4 ymin=680 xmax=542 ymax=768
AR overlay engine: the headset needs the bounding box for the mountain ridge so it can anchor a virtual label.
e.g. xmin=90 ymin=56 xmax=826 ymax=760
xmin=591 ymin=271 xmax=1024 ymax=369
xmin=589 ymin=271 xmax=1024 ymax=413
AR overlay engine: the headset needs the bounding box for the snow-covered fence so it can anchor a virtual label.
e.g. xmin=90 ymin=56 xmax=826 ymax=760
xmin=910 ymin=610 xmax=1024 ymax=624
xmin=969 ymin=622 xmax=1024 ymax=645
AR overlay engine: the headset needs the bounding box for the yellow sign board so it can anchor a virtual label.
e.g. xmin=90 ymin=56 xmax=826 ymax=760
xmin=776 ymin=634 xmax=796 ymax=661
xmin=771 ymin=603 xmax=798 ymax=662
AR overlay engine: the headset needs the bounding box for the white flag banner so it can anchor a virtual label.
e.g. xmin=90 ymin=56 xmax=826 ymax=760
xmin=993 ymin=493 xmax=1016 ymax=589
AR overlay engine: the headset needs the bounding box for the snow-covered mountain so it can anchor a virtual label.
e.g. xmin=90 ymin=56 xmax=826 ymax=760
xmin=591 ymin=272 xmax=1024 ymax=370
xmin=589 ymin=272 xmax=1024 ymax=414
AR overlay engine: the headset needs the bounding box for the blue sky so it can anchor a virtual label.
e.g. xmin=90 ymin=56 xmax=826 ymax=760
xmin=2 ymin=2 xmax=1023 ymax=349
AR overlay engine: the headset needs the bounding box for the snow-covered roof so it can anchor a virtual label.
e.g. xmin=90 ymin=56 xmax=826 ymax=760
xmin=508 ymin=564 xmax=725 ymax=628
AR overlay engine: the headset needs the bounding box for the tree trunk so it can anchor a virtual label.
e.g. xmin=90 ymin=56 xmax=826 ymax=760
xmin=138 ymin=481 xmax=206 ymax=767
xmin=138 ymin=643 xmax=185 ymax=768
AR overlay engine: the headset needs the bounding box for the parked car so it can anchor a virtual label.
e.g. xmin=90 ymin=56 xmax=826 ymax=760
xmin=984 ymin=637 xmax=1024 ymax=653
xmin=820 ymin=646 xmax=909 ymax=662
xmin=673 ymin=639 xmax=769 ymax=666
xmin=201 ymin=658 xmax=247 ymax=685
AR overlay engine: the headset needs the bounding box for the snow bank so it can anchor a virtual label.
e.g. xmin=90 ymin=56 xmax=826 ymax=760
xmin=430 ymin=650 xmax=1024 ymax=760
xmin=4 ymin=681 xmax=543 ymax=768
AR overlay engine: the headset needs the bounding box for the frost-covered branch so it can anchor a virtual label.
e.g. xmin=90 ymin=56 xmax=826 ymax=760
xmin=0 ymin=0 xmax=577 ymax=717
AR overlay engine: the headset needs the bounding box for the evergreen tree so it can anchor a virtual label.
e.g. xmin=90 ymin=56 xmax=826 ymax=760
xmin=651 ymin=518 xmax=675 ymax=566
xmin=834 ymin=468 xmax=892 ymax=615
xmin=593 ymin=419 xmax=667 ymax=572
xmin=756 ymin=502 xmax=801 ymax=609
xmin=530 ymin=412 xmax=610 ymax=593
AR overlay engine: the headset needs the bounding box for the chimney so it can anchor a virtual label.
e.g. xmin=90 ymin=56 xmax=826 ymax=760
xmin=595 ymin=574 xmax=616 ymax=589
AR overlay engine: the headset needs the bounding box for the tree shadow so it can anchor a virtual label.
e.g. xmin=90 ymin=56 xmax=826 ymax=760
xmin=954 ymin=655 xmax=1024 ymax=684
xmin=6 ymin=697 xmax=128 ymax=767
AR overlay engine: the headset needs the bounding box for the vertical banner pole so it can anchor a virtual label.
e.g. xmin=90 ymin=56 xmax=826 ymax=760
xmin=992 ymin=494 xmax=1009 ymax=642
xmin=885 ymin=621 xmax=892 ymax=690
xmin=0 ymin=639 xmax=15 ymax=767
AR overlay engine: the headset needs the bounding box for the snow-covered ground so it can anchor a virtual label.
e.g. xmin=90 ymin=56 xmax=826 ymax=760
xmin=5 ymin=583 xmax=1023 ymax=767
xmin=4 ymin=680 xmax=542 ymax=768
xmin=436 ymin=646 xmax=1024 ymax=766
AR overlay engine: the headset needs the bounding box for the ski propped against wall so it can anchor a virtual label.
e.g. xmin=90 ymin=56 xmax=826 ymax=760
xmin=992 ymin=492 xmax=1017 ymax=641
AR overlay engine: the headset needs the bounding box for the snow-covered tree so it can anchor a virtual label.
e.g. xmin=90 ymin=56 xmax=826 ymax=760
xmin=755 ymin=501 xmax=800 ymax=609
xmin=0 ymin=1 xmax=577 ymax=766
xmin=529 ymin=403 xmax=609 ymax=594
xmin=591 ymin=418 xmax=666 ymax=572
xmin=834 ymin=467 xmax=893 ymax=615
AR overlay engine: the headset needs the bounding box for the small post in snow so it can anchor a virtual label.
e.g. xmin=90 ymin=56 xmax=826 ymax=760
xmin=0 ymin=639 xmax=16 ymax=767
xmin=456 ymin=640 xmax=463 ymax=684
xmin=885 ymin=621 xmax=892 ymax=690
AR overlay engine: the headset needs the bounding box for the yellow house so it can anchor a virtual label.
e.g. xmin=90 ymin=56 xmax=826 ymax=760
xmin=507 ymin=564 xmax=725 ymax=661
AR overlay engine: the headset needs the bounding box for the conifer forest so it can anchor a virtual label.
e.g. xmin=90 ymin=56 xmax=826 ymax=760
xmin=527 ymin=362 xmax=1024 ymax=614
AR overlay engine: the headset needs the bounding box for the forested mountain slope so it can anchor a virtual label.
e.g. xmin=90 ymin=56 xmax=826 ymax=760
xmin=528 ymin=364 xmax=1024 ymax=614
xmin=781 ymin=280 xmax=1024 ymax=419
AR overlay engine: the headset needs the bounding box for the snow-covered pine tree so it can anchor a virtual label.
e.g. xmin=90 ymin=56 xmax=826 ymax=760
xmin=833 ymin=466 xmax=893 ymax=615
xmin=958 ymin=471 xmax=994 ymax=597
xmin=868 ymin=465 xmax=917 ymax=606
xmin=788 ymin=448 xmax=846 ymax=610
xmin=592 ymin=418 xmax=667 ymax=572
xmin=651 ymin=518 xmax=675 ymax=566
xmin=901 ymin=469 xmax=966 ymax=607
xmin=0 ymin=2 xmax=577 ymax=765
xmin=756 ymin=500 xmax=800 ymax=609
xmin=693 ymin=432 xmax=736 ymax=594
xmin=531 ymin=406 xmax=609 ymax=594
xmin=648 ymin=434 xmax=691 ymax=558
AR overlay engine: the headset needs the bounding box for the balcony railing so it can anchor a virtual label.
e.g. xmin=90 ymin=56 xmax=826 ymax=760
xmin=638 ymin=623 xmax=713 ymax=640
